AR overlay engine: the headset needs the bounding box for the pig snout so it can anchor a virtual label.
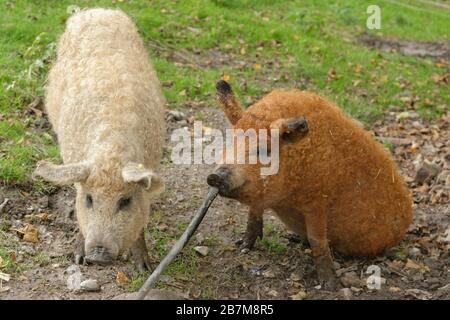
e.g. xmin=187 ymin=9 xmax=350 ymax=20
xmin=207 ymin=166 xmax=246 ymax=197
xmin=207 ymin=167 xmax=232 ymax=195
xmin=85 ymin=246 xmax=114 ymax=265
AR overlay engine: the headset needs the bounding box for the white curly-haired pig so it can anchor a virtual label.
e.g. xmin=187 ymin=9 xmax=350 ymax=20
xmin=33 ymin=8 xmax=166 ymax=271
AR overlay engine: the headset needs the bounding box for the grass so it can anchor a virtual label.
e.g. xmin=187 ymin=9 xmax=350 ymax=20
xmin=0 ymin=231 xmax=20 ymax=273
xmin=257 ymin=222 xmax=287 ymax=255
xmin=0 ymin=0 xmax=449 ymax=184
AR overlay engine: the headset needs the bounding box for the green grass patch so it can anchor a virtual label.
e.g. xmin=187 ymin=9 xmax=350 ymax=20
xmin=1 ymin=0 xmax=448 ymax=185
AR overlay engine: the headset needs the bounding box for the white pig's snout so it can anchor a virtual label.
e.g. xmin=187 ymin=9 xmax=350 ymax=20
xmin=84 ymin=232 xmax=120 ymax=265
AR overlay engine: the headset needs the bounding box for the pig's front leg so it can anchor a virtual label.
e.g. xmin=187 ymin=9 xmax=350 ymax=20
xmin=74 ymin=232 xmax=85 ymax=265
xmin=131 ymin=230 xmax=152 ymax=272
xmin=237 ymin=206 xmax=263 ymax=250
xmin=304 ymin=211 xmax=337 ymax=290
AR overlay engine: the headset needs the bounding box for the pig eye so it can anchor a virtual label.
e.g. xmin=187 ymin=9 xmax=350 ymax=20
xmin=118 ymin=197 xmax=132 ymax=211
xmin=86 ymin=194 xmax=93 ymax=208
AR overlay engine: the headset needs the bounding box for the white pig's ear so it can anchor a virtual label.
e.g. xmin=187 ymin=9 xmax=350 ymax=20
xmin=270 ymin=117 xmax=309 ymax=144
xmin=32 ymin=161 xmax=91 ymax=185
xmin=122 ymin=163 xmax=165 ymax=196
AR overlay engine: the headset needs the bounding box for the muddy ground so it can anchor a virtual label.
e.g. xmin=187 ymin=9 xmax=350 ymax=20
xmin=0 ymin=102 xmax=448 ymax=300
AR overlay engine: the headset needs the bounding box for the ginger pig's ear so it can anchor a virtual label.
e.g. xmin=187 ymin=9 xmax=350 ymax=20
xmin=32 ymin=161 xmax=91 ymax=185
xmin=216 ymin=79 xmax=243 ymax=125
xmin=270 ymin=117 xmax=309 ymax=143
xmin=122 ymin=163 xmax=165 ymax=197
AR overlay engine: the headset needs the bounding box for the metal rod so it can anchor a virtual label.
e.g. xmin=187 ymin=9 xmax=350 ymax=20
xmin=136 ymin=187 xmax=219 ymax=300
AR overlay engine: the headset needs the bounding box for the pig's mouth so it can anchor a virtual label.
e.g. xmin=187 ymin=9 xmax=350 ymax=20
xmin=206 ymin=167 xmax=241 ymax=198
xmin=85 ymin=246 xmax=115 ymax=265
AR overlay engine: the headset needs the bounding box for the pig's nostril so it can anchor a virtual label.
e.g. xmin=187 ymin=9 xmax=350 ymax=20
xmin=207 ymin=173 xmax=225 ymax=188
xmin=85 ymin=246 xmax=113 ymax=265
xmin=93 ymin=246 xmax=106 ymax=254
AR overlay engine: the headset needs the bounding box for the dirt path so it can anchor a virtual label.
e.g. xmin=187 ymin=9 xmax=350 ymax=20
xmin=1 ymin=103 xmax=448 ymax=300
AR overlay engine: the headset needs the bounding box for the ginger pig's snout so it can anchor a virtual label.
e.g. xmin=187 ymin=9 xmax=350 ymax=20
xmin=207 ymin=167 xmax=233 ymax=196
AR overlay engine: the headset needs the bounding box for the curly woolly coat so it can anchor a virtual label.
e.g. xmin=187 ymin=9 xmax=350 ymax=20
xmin=210 ymin=81 xmax=413 ymax=287
xmin=35 ymin=8 xmax=166 ymax=267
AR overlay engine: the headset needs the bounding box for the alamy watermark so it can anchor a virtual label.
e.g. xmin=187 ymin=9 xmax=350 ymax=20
xmin=170 ymin=121 xmax=280 ymax=176
xmin=366 ymin=5 xmax=381 ymax=30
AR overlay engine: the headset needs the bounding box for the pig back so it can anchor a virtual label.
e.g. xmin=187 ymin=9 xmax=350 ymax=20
xmin=45 ymin=9 xmax=165 ymax=168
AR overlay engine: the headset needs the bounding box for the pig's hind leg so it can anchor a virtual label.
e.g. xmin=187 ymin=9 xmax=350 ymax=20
xmin=131 ymin=230 xmax=152 ymax=272
xmin=304 ymin=209 xmax=338 ymax=290
xmin=74 ymin=232 xmax=86 ymax=265
xmin=236 ymin=206 xmax=263 ymax=250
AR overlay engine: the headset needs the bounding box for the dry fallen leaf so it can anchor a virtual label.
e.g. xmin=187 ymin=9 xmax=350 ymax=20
xmin=290 ymin=291 xmax=308 ymax=300
xmin=0 ymin=286 xmax=10 ymax=293
xmin=0 ymin=272 xmax=11 ymax=282
xmin=13 ymin=224 xmax=39 ymax=243
xmin=116 ymin=271 xmax=129 ymax=285
xmin=25 ymin=212 xmax=52 ymax=222
xmin=37 ymin=213 xmax=51 ymax=220
xmin=404 ymin=259 xmax=430 ymax=273
xmin=222 ymin=73 xmax=230 ymax=82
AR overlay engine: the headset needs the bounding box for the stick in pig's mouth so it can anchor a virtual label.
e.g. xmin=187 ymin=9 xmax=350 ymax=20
xmin=136 ymin=187 xmax=219 ymax=300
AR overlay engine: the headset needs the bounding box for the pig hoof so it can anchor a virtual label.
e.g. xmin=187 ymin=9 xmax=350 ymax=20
xmin=75 ymin=254 xmax=85 ymax=265
xmin=235 ymin=238 xmax=256 ymax=250
xmin=135 ymin=256 xmax=153 ymax=273
xmin=319 ymin=274 xmax=338 ymax=291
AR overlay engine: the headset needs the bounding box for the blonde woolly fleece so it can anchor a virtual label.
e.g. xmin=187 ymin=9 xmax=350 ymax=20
xmin=42 ymin=8 xmax=166 ymax=257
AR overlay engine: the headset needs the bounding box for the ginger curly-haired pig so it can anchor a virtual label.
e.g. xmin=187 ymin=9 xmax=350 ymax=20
xmin=33 ymin=9 xmax=166 ymax=271
xmin=207 ymin=80 xmax=413 ymax=289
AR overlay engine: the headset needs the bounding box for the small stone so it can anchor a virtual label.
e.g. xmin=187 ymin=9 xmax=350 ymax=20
xmin=80 ymin=279 xmax=100 ymax=292
xmin=67 ymin=272 xmax=82 ymax=291
xmin=339 ymin=288 xmax=353 ymax=300
xmin=408 ymin=247 xmax=421 ymax=258
xmin=51 ymin=263 xmax=60 ymax=268
xmin=193 ymin=246 xmax=209 ymax=257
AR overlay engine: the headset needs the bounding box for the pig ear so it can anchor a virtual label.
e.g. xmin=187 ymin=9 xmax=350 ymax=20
xmin=270 ymin=117 xmax=309 ymax=143
xmin=32 ymin=161 xmax=91 ymax=185
xmin=122 ymin=163 xmax=165 ymax=196
xmin=216 ymin=80 xmax=244 ymax=125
